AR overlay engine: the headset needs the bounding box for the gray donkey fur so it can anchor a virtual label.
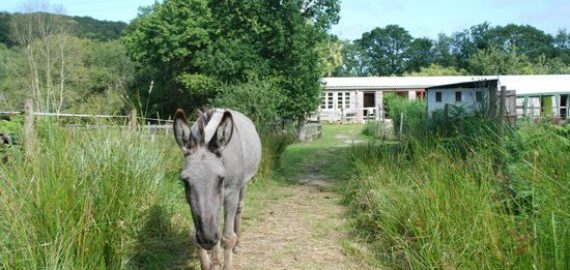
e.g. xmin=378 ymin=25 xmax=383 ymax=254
xmin=173 ymin=108 xmax=261 ymax=270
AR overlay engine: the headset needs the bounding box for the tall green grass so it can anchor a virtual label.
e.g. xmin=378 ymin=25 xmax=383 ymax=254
xmin=0 ymin=121 xmax=196 ymax=269
xmin=343 ymin=121 xmax=570 ymax=269
xmin=0 ymin=119 xmax=291 ymax=269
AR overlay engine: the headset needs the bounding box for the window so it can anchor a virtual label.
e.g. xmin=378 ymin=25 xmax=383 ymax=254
xmin=455 ymin=91 xmax=462 ymax=102
xmin=435 ymin=92 xmax=442 ymax=102
xmin=344 ymin=92 xmax=351 ymax=108
xmin=337 ymin=92 xmax=343 ymax=109
xmin=327 ymin=92 xmax=333 ymax=109
xmin=320 ymin=93 xmax=326 ymax=109
xmin=476 ymin=91 xmax=483 ymax=102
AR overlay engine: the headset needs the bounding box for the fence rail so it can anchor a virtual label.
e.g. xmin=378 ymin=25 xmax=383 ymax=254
xmin=1 ymin=111 xmax=173 ymax=123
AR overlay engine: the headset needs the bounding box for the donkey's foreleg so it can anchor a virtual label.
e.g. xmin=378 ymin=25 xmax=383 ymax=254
xmin=222 ymin=193 xmax=239 ymax=270
xmin=210 ymin=242 xmax=222 ymax=270
xmin=233 ymin=185 xmax=247 ymax=254
xmin=197 ymin=247 xmax=210 ymax=270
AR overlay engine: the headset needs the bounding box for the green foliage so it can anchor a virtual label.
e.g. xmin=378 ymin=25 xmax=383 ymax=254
xmin=1 ymin=9 xmax=135 ymax=113
xmin=340 ymin=22 xmax=570 ymax=77
xmin=68 ymin=15 xmax=127 ymax=41
xmin=404 ymin=63 xmax=468 ymax=76
xmin=0 ymin=12 xmax=126 ymax=46
xmin=384 ymin=95 xmax=427 ymax=139
xmin=317 ymin=36 xmax=344 ymax=76
xmin=357 ymin=24 xmax=413 ymax=75
xmin=405 ymin=38 xmax=434 ymax=73
xmin=469 ymin=46 xmax=533 ymax=75
xmin=344 ymin=121 xmax=570 ymax=269
xmin=212 ymin=81 xmax=285 ymax=125
xmin=124 ymin=0 xmax=340 ymax=122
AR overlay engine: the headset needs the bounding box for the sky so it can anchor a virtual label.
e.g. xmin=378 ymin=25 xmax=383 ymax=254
xmin=1 ymin=0 xmax=569 ymax=40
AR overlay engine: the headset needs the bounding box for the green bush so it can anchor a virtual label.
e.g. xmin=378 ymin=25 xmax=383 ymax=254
xmin=212 ymin=81 xmax=285 ymax=125
xmin=384 ymin=95 xmax=427 ymax=140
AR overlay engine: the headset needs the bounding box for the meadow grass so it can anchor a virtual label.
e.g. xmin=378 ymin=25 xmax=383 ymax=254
xmin=0 ymin=120 xmax=290 ymax=269
xmin=342 ymin=121 xmax=570 ymax=269
xmin=279 ymin=124 xmax=365 ymax=181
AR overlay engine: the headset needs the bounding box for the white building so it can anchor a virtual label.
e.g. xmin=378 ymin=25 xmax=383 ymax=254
xmin=319 ymin=75 xmax=570 ymax=122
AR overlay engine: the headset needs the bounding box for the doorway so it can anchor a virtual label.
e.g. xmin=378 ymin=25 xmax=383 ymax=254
xmin=561 ymin=95 xmax=568 ymax=119
xmin=363 ymin=92 xmax=375 ymax=118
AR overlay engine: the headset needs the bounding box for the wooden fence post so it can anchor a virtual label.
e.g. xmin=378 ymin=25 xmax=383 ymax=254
xmin=498 ymin=86 xmax=507 ymax=137
xmin=398 ymin=112 xmax=404 ymax=142
xmin=129 ymin=109 xmax=137 ymax=131
xmin=24 ymin=98 xmax=35 ymax=159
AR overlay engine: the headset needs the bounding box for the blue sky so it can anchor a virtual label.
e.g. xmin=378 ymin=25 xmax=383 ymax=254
xmin=1 ymin=0 xmax=569 ymax=40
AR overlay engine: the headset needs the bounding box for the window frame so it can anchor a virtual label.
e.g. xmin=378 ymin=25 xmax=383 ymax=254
xmin=435 ymin=91 xmax=442 ymax=102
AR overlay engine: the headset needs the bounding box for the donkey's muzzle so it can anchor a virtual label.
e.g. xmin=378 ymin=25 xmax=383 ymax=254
xmin=196 ymin=231 xmax=219 ymax=250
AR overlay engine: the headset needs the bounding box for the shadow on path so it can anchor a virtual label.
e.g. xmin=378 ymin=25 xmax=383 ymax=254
xmin=131 ymin=204 xmax=199 ymax=270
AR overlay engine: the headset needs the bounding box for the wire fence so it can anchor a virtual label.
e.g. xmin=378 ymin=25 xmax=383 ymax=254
xmin=0 ymin=111 xmax=174 ymax=124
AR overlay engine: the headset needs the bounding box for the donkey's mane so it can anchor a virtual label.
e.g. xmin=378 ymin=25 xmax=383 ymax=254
xmin=193 ymin=108 xmax=226 ymax=144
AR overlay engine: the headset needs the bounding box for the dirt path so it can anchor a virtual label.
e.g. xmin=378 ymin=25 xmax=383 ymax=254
xmin=233 ymin=125 xmax=372 ymax=270
xmin=234 ymin=183 xmax=364 ymax=270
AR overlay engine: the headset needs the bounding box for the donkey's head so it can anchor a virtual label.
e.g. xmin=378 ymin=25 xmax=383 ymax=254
xmin=173 ymin=108 xmax=234 ymax=250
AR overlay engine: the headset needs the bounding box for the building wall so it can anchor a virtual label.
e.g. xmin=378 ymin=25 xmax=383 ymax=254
xmin=426 ymin=88 xmax=486 ymax=116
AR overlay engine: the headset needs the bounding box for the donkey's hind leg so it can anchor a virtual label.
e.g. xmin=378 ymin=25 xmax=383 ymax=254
xmin=233 ymin=185 xmax=247 ymax=254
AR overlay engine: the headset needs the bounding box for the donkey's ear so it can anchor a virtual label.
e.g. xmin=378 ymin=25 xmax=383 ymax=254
xmin=173 ymin=109 xmax=193 ymax=150
xmin=209 ymin=111 xmax=234 ymax=153
xmin=194 ymin=109 xmax=203 ymax=120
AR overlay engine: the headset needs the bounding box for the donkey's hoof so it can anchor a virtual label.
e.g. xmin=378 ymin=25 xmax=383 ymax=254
xmin=232 ymin=244 xmax=241 ymax=254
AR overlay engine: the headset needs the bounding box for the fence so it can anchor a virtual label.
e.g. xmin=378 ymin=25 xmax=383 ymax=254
xmin=1 ymin=98 xmax=177 ymax=156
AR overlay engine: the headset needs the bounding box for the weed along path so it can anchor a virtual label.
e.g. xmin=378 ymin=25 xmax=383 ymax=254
xmin=232 ymin=125 xmax=372 ymax=270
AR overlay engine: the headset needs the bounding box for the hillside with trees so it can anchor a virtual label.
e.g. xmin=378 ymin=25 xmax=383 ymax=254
xmin=0 ymin=9 xmax=133 ymax=114
xmin=0 ymin=11 xmax=127 ymax=44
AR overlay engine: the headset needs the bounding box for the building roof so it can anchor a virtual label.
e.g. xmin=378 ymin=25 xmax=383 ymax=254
xmin=425 ymin=79 xmax=498 ymax=90
xmin=323 ymin=75 xmax=570 ymax=96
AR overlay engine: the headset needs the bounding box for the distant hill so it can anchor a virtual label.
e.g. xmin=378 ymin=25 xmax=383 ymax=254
xmin=0 ymin=11 xmax=128 ymax=46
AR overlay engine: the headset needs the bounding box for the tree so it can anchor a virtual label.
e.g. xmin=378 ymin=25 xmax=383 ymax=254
xmin=469 ymin=46 xmax=532 ymax=75
xmin=405 ymin=37 xmax=433 ymax=73
xmin=317 ymin=35 xmax=343 ymax=77
xmin=405 ymin=63 xmax=468 ymax=76
xmin=332 ymin=39 xmax=369 ymax=76
xmin=124 ymin=0 xmax=340 ymax=126
xmin=487 ymin=24 xmax=554 ymax=61
xmin=10 ymin=3 xmax=70 ymax=112
xmin=357 ymin=24 xmax=412 ymax=75
xmin=432 ymin=33 xmax=455 ymax=67
xmin=123 ymin=0 xmax=214 ymax=111
xmin=554 ymin=29 xmax=570 ymax=65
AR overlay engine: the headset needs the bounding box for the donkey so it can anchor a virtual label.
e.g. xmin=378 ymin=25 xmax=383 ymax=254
xmin=173 ymin=108 xmax=261 ymax=270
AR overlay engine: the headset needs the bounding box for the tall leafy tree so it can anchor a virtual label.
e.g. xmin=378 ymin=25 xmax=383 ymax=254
xmin=123 ymin=0 xmax=214 ymax=111
xmin=333 ymin=39 xmax=369 ymax=76
xmin=405 ymin=37 xmax=433 ymax=73
xmin=554 ymin=29 xmax=570 ymax=65
xmin=487 ymin=24 xmax=554 ymax=61
xmin=357 ymin=24 xmax=412 ymax=75
xmin=124 ymin=0 xmax=340 ymax=124
xmin=432 ymin=33 xmax=456 ymax=67
xmin=469 ymin=46 xmax=532 ymax=75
